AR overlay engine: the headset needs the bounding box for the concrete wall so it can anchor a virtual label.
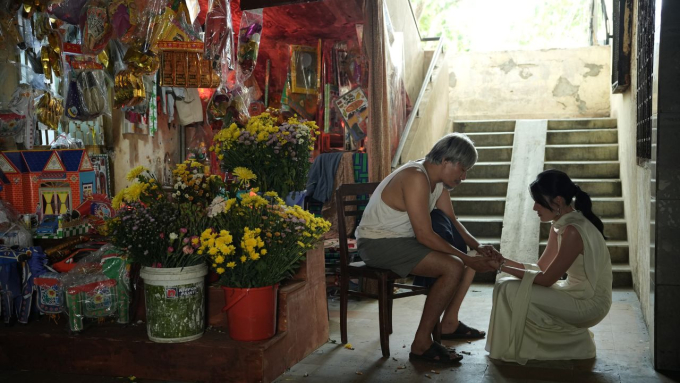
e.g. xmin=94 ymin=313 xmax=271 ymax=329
xmin=110 ymin=110 xmax=180 ymax=195
xmin=385 ymin=0 xmax=425 ymax=102
xmin=449 ymin=46 xmax=612 ymax=120
xmin=400 ymin=53 xmax=449 ymax=163
xmin=611 ymin=90 xmax=653 ymax=327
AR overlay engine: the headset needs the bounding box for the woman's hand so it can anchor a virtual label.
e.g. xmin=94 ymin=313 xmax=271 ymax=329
xmin=477 ymin=244 xmax=503 ymax=262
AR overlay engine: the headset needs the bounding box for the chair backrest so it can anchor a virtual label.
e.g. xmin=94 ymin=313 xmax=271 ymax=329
xmin=335 ymin=182 xmax=380 ymax=271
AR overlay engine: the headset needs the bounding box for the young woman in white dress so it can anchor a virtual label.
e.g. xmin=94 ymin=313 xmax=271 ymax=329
xmin=485 ymin=169 xmax=613 ymax=364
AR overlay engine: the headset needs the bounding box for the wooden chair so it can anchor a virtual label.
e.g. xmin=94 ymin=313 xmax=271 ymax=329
xmin=335 ymin=182 xmax=441 ymax=358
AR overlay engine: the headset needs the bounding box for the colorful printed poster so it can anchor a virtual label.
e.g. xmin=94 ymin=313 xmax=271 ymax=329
xmin=334 ymin=87 xmax=368 ymax=145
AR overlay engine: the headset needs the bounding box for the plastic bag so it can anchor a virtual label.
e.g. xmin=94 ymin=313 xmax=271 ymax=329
xmin=48 ymin=0 xmax=89 ymax=25
xmin=61 ymin=244 xmax=130 ymax=332
xmin=65 ymin=70 xmax=109 ymax=121
xmin=50 ymin=132 xmax=84 ymax=149
xmin=0 ymin=10 xmax=24 ymax=50
xmin=79 ymin=0 xmax=113 ymax=55
xmin=35 ymin=92 xmax=64 ymax=130
xmin=34 ymin=272 xmax=65 ymax=314
xmin=134 ymin=0 xmax=169 ymax=53
xmin=108 ymin=0 xmax=139 ymax=42
xmin=186 ymin=124 xmax=214 ymax=163
xmin=204 ymin=0 xmax=234 ymax=71
xmin=0 ymin=84 xmax=32 ymax=138
xmin=236 ymin=9 xmax=263 ymax=85
xmin=114 ymin=69 xmax=146 ymax=108
xmin=0 ymin=201 xmax=33 ymax=249
xmin=206 ymin=85 xmax=250 ymax=128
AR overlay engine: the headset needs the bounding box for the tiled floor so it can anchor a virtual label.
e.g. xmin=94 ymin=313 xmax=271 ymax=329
xmin=274 ymin=285 xmax=680 ymax=383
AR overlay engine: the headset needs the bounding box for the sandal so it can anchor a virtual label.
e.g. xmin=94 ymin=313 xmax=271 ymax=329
xmin=409 ymin=342 xmax=464 ymax=364
xmin=441 ymin=321 xmax=486 ymax=340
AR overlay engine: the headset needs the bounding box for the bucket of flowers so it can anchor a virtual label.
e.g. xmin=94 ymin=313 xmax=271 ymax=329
xmin=107 ymin=162 xmax=225 ymax=343
xmin=203 ymin=187 xmax=331 ymax=341
xmin=210 ymin=108 xmax=320 ymax=199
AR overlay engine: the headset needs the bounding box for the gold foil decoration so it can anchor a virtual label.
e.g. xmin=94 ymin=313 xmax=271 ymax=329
xmin=114 ymin=69 xmax=146 ymax=108
xmin=35 ymin=92 xmax=63 ymax=130
xmin=123 ymin=46 xmax=160 ymax=75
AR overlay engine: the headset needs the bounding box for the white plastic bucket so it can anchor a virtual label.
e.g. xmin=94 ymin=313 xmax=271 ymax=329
xmin=140 ymin=264 xmax=208 ymax=343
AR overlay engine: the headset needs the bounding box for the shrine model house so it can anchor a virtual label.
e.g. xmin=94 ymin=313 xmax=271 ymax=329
xmin=0 ymin=149 xmax=97 ymax=216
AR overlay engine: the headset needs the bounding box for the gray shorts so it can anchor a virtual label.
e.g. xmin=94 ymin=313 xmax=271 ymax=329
xmin=357 ymin=237 xmax=432 ymax=278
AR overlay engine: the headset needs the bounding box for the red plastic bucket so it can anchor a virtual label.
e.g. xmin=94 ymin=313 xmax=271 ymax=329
xmin=222 ymin=284 xmax=279 ymax=341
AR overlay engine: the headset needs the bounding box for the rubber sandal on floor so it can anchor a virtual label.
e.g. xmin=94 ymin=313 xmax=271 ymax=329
xmin=441 ymin=321 xmax=486 ymax=340
xmin=409 ymin=342 xmax=464 ymax=364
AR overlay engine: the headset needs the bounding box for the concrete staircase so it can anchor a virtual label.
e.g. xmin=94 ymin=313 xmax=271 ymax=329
xmin=448 ymin=118 xmax=631 ymax=287
xmin=451 ymin=120 xmax=516 ymax=282
xmin=542 ymin=118 xmax=632 ymax=287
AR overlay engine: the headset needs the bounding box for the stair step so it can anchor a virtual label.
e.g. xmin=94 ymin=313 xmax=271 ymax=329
xmin=465 ymin=132 xmax=515 ymax=146
xmin=477 ymin=146 xmax=513 ymax=162
xmin=540 ymin=218 xmax=627 ymax=240
xmin=612 ymin=264 xmax=633 ymax=288
xmin=548 ymin=118 xmax=617 ymax=130
xmin=457 ymin=216 xmax=503 ymax=237
xmin=544 ymin=161 xmax=620 ymax=179
xmin=571 ymin=179 xmax=622 ymax=197
xmin=589 ymin=197 xmax=624 ymax=218
xmin=453 ymin=120 xmax=516 ymax=133
xmin=451 ymin=197 xmax=506 ymax=216
xmin=451 ymin=179 xmax=508 ymax=197
xmin=547 ymin=129 xmax=618 ymax=145
xmin=468 ymin=162 xmax=511 ymax=179
xmin=545 ymin=144 xmax=619 ymax=161
xmin=539 ymin=240 xmax=629 ymax=263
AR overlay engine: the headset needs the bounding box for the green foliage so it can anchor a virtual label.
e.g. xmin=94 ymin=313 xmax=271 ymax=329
xmin=409 ymin=0 xmax=593 ymax=52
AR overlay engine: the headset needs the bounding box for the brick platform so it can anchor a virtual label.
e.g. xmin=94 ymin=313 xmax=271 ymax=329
xmin=0 ymin=247 xmax=328 ymax=383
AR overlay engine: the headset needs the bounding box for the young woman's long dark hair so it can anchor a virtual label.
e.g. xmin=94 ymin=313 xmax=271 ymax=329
xmin=529 ymin=169 xmax=606 ymax=238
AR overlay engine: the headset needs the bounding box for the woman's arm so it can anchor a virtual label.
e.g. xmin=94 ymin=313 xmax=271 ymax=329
xmin=537 ymin=224 xmax=560 ymax=271
xmin=500 ymin=226 xmax=583 ymax=287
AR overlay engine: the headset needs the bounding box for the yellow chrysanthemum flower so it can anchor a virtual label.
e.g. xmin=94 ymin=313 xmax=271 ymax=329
xmin=126 ymin=166 xmax=148 ymax=181
xmin=232 ymin=167 xmax=256 ymax=183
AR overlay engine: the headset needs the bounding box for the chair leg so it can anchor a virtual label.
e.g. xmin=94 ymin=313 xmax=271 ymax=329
xmin=377 ymin=276 xmax=390 ymax=357
xmin=340 ymin=274 xmax=349 ymax=345
xmin=387 ymin=280 xmax=394 ymax=334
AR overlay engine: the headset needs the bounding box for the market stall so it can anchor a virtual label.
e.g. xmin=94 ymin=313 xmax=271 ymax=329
xmin=0 ymin=0 xmax=408 ymax=380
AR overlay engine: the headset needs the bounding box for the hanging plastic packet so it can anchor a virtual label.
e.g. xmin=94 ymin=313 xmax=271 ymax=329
xmin=114 ymin=69 xmax=146 ymax=108
xmin=79 ymin=0 xmax=113 ymax=55
xmin=0 ymin=84 xmax=32 ymax=138
xmin=186 ymin=124 xmax=214 ymax=164
xmin=204 ymin=0 xmax=234 ymax=70
xmin=108 ymin=0 xmax=139 ymax=43
xmin=236 ymin=9 xmax=262 ymax=85
xmin=0 ymin=10 xmax=25 ymax=50
xmin=35 ymin=91 xmax=64 ymax=130
xmin=62 ymin=47 xmax=110 ymax=121
xmin=64 ymin=70 xmax=108 ymax=121
xmin=206 ymin=84 xmax=250 ymax=128
xmin=47 ymin=0 xmax=89 ymax=25
xmin=50 ymin=132 xmax=83 ymax=149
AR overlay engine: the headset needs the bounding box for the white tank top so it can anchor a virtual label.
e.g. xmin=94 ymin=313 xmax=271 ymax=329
xmin=355 ymin=161 xmax=444 ymax=240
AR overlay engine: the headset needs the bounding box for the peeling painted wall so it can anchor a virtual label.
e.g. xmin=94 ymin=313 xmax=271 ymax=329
xmin=448 ymin=46 xmax=611 ymax=120
xmin=110 ymin=110 xmax=180 ymax=195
